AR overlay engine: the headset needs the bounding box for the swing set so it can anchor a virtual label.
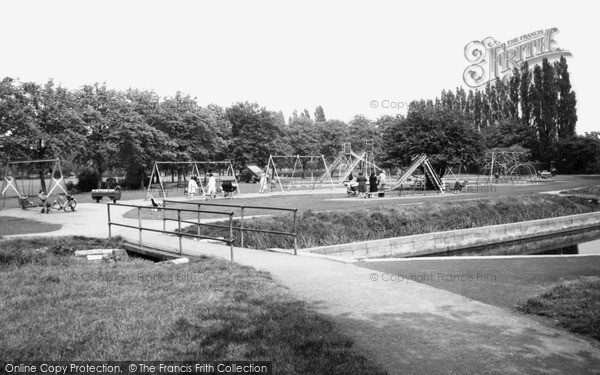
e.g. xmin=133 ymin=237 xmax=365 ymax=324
xmin=266 ymin=154 xmax=335 ymax=192
xmin=1 ymin=159 xmax=68 ymax=210
xmin=146 ymin=161 xmax=240 ymax=199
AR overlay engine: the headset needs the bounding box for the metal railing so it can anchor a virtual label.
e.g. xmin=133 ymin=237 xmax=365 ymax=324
xmin=161 ymin=200 xmax=299 ymax=255
xmin=106 ymin=202 xmax=236 ymax=261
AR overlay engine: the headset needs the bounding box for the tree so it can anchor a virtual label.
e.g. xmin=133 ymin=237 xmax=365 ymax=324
xmin=315 ymin=119 xmax=349 ymax=160
xmin=507 ymin=67 xmax=520 ymax=120
xmin=481 ymin=118 xmax=539 ymax=152
xmin=287 ymin=116 xmax=319 ymax=156
xmin=531 ymin=59 xmax=558 ymax=165
xmin=113 ymin=110 xmax=172 ymax=189
xmin=382 ymin=107 xmax=484 ymax=176
xmin=226 ymin=102 xmax=285 ymax=167
xmin=272 ymin=110 xmax=286 ymax=128
xmin=314 ymin=105 xmax=326 ymax=122
xmin=0 ymin=77 xmax=36 ymax=160
xmin=519 ymin=61 xmax=533 ymax=126
xmin=555 ymin=56 xmax=577 ymax=139
xmin=555 ymin=133 xmax=600 ymax=173
xmin=0 ymin=78 xmax=87 ymax=190
xmin=74 ymin=83 xmax=128 ymax=187
xmin=347 ymin=114 xmax=379 ymax=151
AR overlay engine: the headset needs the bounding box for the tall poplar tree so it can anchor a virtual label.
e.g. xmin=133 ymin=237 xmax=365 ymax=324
xmin=555 ymin=55 xmax=577 ymax=138
xmin=519 ymin=61 xmax=532 ymax=126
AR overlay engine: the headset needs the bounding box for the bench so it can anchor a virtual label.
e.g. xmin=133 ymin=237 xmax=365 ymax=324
xmin=91 ymin=188 xmax=122 ymax=203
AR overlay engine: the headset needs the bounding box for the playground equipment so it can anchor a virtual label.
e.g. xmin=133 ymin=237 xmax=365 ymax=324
xmin=1 ymin=159 xmax=68 ymax=210
xmin=477 ymin=150 xmax=539 ymax=185
xmin=385 ymin=154 xmax=445 ymax=194
xmin=146 ymin=161 xmax=240 ymax=199
xmin=266 ymin=154 xmax=334 ymax=192
xmin=316 ymin=142 xmax=382 ymax=186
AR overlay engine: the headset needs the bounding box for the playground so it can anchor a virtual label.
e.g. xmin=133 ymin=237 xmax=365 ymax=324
xmin=2 ymin=159 xmax=600 ymax=374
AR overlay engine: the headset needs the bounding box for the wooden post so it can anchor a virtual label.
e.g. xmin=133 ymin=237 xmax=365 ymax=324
xmin=137 ymin=206 xmax=143 ymax=248
xmin=178 ymin=209 xmax=182 ymax=255
xmin=197 ymin=203 xmax=201 ymax=237
xmin=293 ymin=209 xmax=298 ymax=256
xmin=107 ymin=204 xmax=112 ymax=238
xmin=240 ymin=206 xmax=245 ymax=248
xmin=229 ymin=213 xmax=234 ymax=262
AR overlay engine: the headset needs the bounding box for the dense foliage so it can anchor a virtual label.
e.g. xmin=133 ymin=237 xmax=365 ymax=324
xmin=1 ymin=55 xmax=594 ymax=189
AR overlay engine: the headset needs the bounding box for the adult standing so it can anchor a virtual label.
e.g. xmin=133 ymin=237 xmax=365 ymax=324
xmin=357 ymin=172 xmax=367 ymax=198
xmin=187 ymin=176 xmax=199 ymax=198
xmin=369 ymin=172 xmax=378 ymax=198
xmin=259 ymin=170 xmax=268 ymax=193
xmin=207 ymin=173 xmax=217 ymax=198
xmin=377 ymin=170 xmax=387 ymax=197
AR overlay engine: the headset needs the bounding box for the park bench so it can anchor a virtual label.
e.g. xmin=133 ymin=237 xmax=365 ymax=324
xmin=91 ymin=188 xmax=122 ymax=203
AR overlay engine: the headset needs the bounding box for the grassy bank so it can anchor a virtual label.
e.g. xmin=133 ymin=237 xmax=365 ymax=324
xmin=561 ymin=186 xmax=600 ymax=195
xmin=518 ymin=277 xmax=600 ymax=342
xmin=0 ymin=237 xmax=385 ymax=374
xmin=186 ymin=194 xmax=600 ymax=250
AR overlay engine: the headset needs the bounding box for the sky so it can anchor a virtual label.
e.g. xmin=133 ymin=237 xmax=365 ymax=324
xmin=1 ymin=0 xmax=597 ymax=134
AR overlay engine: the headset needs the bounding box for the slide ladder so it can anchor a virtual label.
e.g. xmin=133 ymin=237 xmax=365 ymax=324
xmin=387 ymin=154 xmax=428 ymax=190
xmin=422 ymin=159 xmax=444 ymax=194
xmin=316 ymin=152 xmax=345 ymax=185
xmin=336 ymin=151 xmax=366 ymax=183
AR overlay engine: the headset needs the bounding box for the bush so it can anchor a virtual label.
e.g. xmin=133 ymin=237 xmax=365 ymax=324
xmin=76 ymin=168 xmax=100 ymax=192
xmin=65 ymin=180 xmax=77 ymax=193
xmin=121 ymin=166 xmax=146 ymax=190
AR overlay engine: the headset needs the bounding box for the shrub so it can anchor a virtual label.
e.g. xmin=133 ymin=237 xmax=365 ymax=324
xmin=121 ymin=166 xmax=147 ymax=190
xmin=76 ymin=168 xmax=100 ymax=192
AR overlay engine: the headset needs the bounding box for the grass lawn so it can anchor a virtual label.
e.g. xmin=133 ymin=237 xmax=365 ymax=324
xmin=358 ymin=256 xmax=600 ymax=311
xmin=359 ymin=257 xmax=600 ymax=343
xmin=561 ymin=186 xmax=600 ymax=195
xmin=518 ymin=277 xmax=600 ymax=342
xmin=0 ymin=237 xmax=386 ymax=374
xmin=0 ymin=216 xmax=61 ymax=238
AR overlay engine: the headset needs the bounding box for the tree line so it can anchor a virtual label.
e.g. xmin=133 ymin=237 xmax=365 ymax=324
xmin=1 ymin=55 xmax=597 ymax=190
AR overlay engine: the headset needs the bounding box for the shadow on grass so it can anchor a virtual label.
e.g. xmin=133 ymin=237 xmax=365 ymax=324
xmin=0 ymin=216 xmax=61 ymax=237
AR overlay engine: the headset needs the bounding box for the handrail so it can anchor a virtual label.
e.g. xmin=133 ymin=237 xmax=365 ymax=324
xmin=106 ymin=202 xmax=236 ymax=261
xmin=160 ymin=199 xmax=299 ymax=255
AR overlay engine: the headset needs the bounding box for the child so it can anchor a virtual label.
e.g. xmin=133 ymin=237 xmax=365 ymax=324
xmin=38 ymin=189 xmax=51 ymax=213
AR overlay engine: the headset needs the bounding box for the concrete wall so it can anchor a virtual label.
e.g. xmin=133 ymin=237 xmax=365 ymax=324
xmin=300 ymin=211 xmax=600 ymax=259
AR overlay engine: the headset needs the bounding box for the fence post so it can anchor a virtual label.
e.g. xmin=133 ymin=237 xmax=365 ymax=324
xmin=137 ymin=206 xmax=143 ymax=248
xmin=293 ymin=209 xmax=298 ymax=256
xmin=197 ymin=203 xmax=201 ymax=237
xmin=162 ymin=200 xmax=166 ymax=231
xmin=229 ymin=212 xmax=234 ymax=262
xmin=178 ymin=209 xmax=182 ymax=255
xmin=240 ymin=206 xmax=245 ymax=248
xmin=107 ymin=203 xmax=112 ymax=238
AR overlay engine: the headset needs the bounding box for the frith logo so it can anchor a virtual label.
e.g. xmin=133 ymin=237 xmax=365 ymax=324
xmin=463 ymin=27 xmax=571 ymax=88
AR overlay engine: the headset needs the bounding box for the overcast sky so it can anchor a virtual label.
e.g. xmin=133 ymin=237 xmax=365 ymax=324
xmin=1 ymin=0 xmax=596 ymax=134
